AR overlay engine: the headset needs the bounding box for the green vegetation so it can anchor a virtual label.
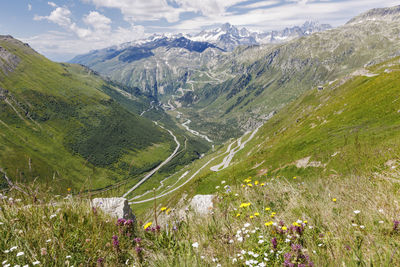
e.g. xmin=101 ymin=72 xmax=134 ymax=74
xmin=0 ymin=36 xmax=174 ymax=192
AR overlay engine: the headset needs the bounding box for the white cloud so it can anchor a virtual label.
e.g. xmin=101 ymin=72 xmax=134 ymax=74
xmin=48 ymin=2 xmax=57 ymax=8
xmin=83 ymin=0 xmax=184 ymax=23
xmin=28 ymin=4 xmax=32 ymax=11
xmin=83 ymin=11 xmax=111 ymax=31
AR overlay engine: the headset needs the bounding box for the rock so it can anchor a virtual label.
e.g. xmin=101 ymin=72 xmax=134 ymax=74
xmin=92 ymin=198 xmax=135 ymax=220
xmin=189 ymin=195 xmax=215 ymax=215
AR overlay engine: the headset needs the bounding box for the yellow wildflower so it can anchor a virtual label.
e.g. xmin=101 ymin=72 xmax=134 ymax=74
xmin=265 ymin=221 xmax=273 ymax=226
xmin=254 ymin=212 xmax=260 ymax=216
xmin=247 ymin=183 xmax=253 ymax=187
xmin=242 ymin=184 xmax=246 ymax=188
xmin=143 ymin=222 xmax=152 ymax=230
xmin=282 ymin=226 xmax=287 ymax=231
xmin=260 ymin=183 xmax=265 ymax=186
xmin=160 ymin=207 xmax=167 ymax=211
xmin=67 ymin=188 xmax=71 ymax=192
xmin=292 ymin=222 xmax=300 ymax=227
xmin=236 ymin=213 xmax=241 ymax=217
xmin=332 ymin=198 xmax=337 ymax=202
xmin=265 ymin=207 xmax=270 ymax=211
xmin=303 ymin=220 xmax=308 ymax=224
xmin=244 ymin=178 xmax=252 ymax=183
xmin=166 ymin=208 xmax=171 ymax=215
xmin=250 ymin=215 xmax=254 ymax=219
xmin=255 ymin=181 xmax=259 ymax=185
xmin=240 ymin=203 xmax=251 ymax=208
xmin=293 ymin=176 xmax=297 ymax=179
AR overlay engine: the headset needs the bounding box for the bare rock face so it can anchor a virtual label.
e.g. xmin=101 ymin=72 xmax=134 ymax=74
xmin=92 ymin=198 xmax=135 ymax=220
xmin=0 ymin=46 xmax=20 ymax=75
xmin=189 ymin=195 xmax=215 ymax=215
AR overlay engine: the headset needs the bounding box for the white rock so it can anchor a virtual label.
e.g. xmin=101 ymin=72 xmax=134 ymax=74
xmin=189 ymin=195 xmax=215 ymax=215
xmin=92 ymin=198 xmax=135 ymax=220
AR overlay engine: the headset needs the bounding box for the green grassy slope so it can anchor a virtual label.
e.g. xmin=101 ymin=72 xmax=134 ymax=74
xmin=188 ymin=57 xmax=400 ymax=194
xmin=0 ymin=36 xmax=174 ymax=192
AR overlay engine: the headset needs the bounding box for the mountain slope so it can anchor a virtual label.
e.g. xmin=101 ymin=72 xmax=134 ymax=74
xmin=179 ymin=5 xmax=400 ymax=137
xmin=0 ymin=35 xmax=175 ymax=192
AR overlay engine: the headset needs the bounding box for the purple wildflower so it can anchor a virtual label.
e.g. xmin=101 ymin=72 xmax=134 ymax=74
xmin=271 ymin=237 xmax=277 ymax=249
xmin=134 ymin=237 xmax=142 ymax=244
xmin=112 ymin=235 xmax=120 ymax=252
xmin=393 ymin=220 xmax=400 ymax=231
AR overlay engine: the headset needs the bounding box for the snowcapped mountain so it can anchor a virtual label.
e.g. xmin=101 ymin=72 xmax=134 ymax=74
xmin=187 ymin=21 xmax=332 ymax=51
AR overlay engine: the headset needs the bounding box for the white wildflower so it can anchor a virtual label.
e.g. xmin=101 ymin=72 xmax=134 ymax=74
xmin=232 ymin=258 xmax=237 ymax=263
xmin=237 ymin=236 xmax=243 ymax=242
xmin=285 ymin=238 xmax=291 ymax=243
xmin=318 ymin=243 xmax=323 ymax=247
xmin=244 ymin=223 xmax=251 ymax=228
xmin=46 ymin=239 xmax=51 ymax=243
xmin=215 ymin=186 xmax=220 ymax=189
xmin=192 ymin=242 xmax=199 ymax=248
xmin=258 ymin=240 xmax=264 ymax=244
xmin=32 ymin=261 xmax=40 ymax=265
xmin=360 ymin=225 xmax=365 ymax=229
xmin=221 ymin=180 xmax=226 ymax=184
xmin=378 ymin=209 xmax=384 ymax=213
xmin=352 ymin=223 xmax=358 ymax=227
xmin=66 ymin=255 xmax=72 ymax=259
xmin=16 ymin=251 xmax=24 ymax=257
xmin=229 ymin=239 xmax=234 ymax=244
xmin=353 ymin=210 xmax=361 ymax=214
xmin=49 ymin=214 xmax=57 ymax=219
xmin=241 ymin=250 xmax=246 ymax=255
xmin=2 ymin=260 xmax=7 ymax=265
xmin=379 ymin=221 xmax=384 ymax=224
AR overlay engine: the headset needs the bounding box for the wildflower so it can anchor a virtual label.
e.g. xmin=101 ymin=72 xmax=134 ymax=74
xmin=66 ymin=255 xmax=72 ymax=259
xmin=247 ymin=183 xmax=253 ymax=187
xmin=258 ymin=239 xmax=264 ymax=244
xmin=143 ymin=222 xmax=153 ymax=230
xmin=240 ymin=203 xmax=251 ymax=208
xmin=244 ymin=223 xmax=251 ymax=228
xmin=160 ymin=207 xmax=167 ymax=211
xmin=379 ymin=209 xmax=384 ymax=213
xmin=260 ymin=183 xmax=265 ymax=186
xmin=353 ymin=210 xmax=361 ymax=214
xmin=135 ymin=247 xmax=143 ymax=253
xmin=332 ymin=198 xmax=337 ymax=202
xmin=31 ymin=261 xmax=40 ymax=266
xmin=250 ymin=215 xmax=254 ymax=219
xmin=17 ymin=252 xmax=24 ymax=257
xmin=221 ymin=180 xmax=226 ymax=184
xmin=229 ymin=239 xmax=234 ymax=244
xmin=2 ymin=260 xmax=7 ymax=265
xmin=360 ymin=225 xmax=365 ymax=229
xmin=67 ymin=188 xmax=71 ymax=192
xmin=265 ymin=221 xmax=273 ymax=226
xmin=215 ymin=186 xmax=220 ymax=189
xmin=41 ymin=248 xmax=47 ymax=255
xmin=244 ymin=178 xmax=251 ymax=183
xmin=282 ymin=226 xmax=287 ymax=231
xmin=265 ymin=207 xmax=270 ymax=211
xmin=112 ymin=235 xmax=119 ymax=251
xmin=394 ymin=220 xmax=400 ymax=231
xmin=254 ymin=212 xmax=260 ymax=216
xmin=46 ymin=239 xmax=51 ymax=243
xmin=293 ymin=176 xmax=297 ymax=179
xmin=166 ymin=208 xmax=171 ymax=214
xmin=10 ymin=246 xmax=17 ymax=251
xmin=303 ymin=220 xmax=308 ymax=224
xmin=236 ymin=213 xmax=241 ymax=217
xmin=271 ymin=237 xmax=278 ymax=249
xmin=97 ymin=258 xmax=104 ymax=266
xmin=237 ymin=236 xmax=243 ymax=242
xmin=379 ymin=220 xmax=384 ymax=224
xmin=192 ymin=242 xmax=199 ymax=248
xmin=255 ymin=181 xmax=259 ymax=185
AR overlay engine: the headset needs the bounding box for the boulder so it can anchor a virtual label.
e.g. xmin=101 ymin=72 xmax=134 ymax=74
xmin=92 ymin=197 xmax=135 ymax=220
xmin=189 ymin=195 xmax=215 ymax=215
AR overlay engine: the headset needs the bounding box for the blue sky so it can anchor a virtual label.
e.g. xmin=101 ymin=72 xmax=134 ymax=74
xmin=0 ymin=0 xmax=398 ymax=61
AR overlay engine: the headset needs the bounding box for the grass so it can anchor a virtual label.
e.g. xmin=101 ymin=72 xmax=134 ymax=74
xmin=2 ymin=168 xmax=399 ymax=266
xmin=0 ymin=36 xmax=175 ymax=193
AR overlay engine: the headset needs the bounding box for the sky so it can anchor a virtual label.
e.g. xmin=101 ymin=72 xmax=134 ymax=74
xmin=0 ymin=0 xmax=398 ymax=61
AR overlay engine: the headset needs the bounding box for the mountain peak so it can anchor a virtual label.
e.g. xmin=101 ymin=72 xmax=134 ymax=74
xmin=347 ymin=5 xmax=400 ymax=24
